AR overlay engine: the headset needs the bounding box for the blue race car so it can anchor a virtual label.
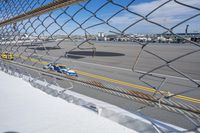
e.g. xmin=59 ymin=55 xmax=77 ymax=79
xmin=43 ymin=63 xmax=78 ymax=77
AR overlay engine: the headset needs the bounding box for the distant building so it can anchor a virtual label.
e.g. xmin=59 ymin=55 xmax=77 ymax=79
xmin=95 ymin=32 xmax=200 ymax=43
xmin=157 ymin=33 xmax=200 ymax=43
xmin=96 ymin=32 xmax=105 ymax=41
xmin=0 ymin=32 xmax=30 ymax=41
xmin=104 ymin=34 xmax=118 ymax=41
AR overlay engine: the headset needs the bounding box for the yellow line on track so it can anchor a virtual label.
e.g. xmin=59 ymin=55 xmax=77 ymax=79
xmin=15 ymin=54 xmax=200 ymax=104
xmin=76 ymin=70 xmax=200 ymax=104
xmin=76 ymin=70 xmax=156 ymax=92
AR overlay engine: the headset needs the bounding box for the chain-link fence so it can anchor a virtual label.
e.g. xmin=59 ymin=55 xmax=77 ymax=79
xmin=0 ymin=0 xmax=200 ymax=132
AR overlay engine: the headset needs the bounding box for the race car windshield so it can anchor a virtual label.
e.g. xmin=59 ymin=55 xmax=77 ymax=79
xmin=59 ymin=66 xmax=67 ymax=69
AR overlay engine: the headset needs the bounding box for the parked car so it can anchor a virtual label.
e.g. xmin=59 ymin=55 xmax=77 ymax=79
xmin=43 ymin=63 xmax=78 ymax=77
xmin=1 ymin=52 xmax=14 ymax=60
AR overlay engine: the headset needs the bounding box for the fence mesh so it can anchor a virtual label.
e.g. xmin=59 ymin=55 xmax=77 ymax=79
xmin=0 ymin=0 xmax=200 ymax=132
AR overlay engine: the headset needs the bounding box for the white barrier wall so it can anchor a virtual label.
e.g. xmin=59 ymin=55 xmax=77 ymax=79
xmin=0 ymin=63 xmax=187 ymax=133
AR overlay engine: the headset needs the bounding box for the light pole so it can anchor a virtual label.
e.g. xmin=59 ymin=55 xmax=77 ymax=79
xmin=185 ymin=24 xmax=189 ymax=35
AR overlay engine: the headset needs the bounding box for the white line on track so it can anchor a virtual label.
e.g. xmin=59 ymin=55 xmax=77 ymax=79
xmin=71 ymin=60 xmax=200 ymax=82
xmin=32 ymin=53 xmax=200 ymax=83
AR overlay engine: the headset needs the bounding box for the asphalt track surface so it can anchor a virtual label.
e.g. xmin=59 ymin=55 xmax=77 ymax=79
xmin=2 ymin=41 xmax=200 ymax=104
xmin=1 ymin=40 xmax=200 ymax=129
